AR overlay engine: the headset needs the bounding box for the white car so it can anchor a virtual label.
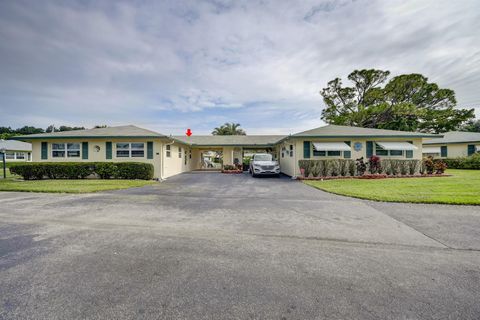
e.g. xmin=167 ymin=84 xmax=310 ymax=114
xmin=249 ymin=153 xmax=280 ymax=177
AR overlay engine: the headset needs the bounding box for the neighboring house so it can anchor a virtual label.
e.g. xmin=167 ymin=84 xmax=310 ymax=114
xmin=13 ymin=124 xmax=440 ymax=179
xmin=423 ymin=131 xmax=480 ymax=158
xmin=0 ymin=139 xmax=32 ymax=162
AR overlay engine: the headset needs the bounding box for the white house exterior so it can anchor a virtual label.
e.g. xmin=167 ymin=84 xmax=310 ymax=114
xmin=0 ymin=139 xmax=32 ymax=162
xmin=13 ymin=124 xmax=441 ymax=179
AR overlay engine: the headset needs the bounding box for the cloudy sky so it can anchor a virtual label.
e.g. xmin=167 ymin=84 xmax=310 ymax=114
xmin=1 ymin=0 xmax=479 ymax=135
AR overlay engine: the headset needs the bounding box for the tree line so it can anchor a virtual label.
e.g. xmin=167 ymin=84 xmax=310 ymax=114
xmin=0 ymin=125 xmax=107 ymax=139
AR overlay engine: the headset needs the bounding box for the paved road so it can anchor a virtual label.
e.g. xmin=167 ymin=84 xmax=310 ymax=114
xmin=1 ymin=173 xmax=479 ymax=319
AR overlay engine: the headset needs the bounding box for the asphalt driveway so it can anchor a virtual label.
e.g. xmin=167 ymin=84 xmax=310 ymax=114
xmin=1 ymin=172 xmax=480 ymax=319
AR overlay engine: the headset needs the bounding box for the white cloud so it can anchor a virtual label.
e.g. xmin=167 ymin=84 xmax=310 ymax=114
xmin=0 ymin=0 xmax=479 ymax=132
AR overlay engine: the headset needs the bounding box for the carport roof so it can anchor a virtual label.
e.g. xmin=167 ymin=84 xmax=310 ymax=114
xmin=423 ymin=131 xmax=480 ymax=144
xmin=173 ymin=135 xmax=286 ymax=146
xmin=291 ymin=125 xmax=441 ymax=138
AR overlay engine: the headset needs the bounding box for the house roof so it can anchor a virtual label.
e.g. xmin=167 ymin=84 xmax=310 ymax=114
xmin=291 ymin=125 xmax=441 ymax=138
xmin=423 ymin=131 xmax=480 ymax=145
xmin=12 ymin=125 xmax=168 ymax=140
xmin=0 ymin=139 xmax=32 ymax=151
xmin=173 ymin=135 xmax=286 ymax=147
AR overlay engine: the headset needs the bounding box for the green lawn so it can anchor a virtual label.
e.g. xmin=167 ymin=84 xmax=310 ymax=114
xmin=303 ymin=169 xmax=480 ymax=205
xmin=0 ymin=171 xmax=156 ymax=193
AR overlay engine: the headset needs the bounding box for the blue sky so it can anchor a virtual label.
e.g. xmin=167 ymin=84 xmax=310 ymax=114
xmin=1 ymin=0 xmax=479 ymax=135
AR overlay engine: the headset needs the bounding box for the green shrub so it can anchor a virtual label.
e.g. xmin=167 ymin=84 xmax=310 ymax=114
xmin=9 ymin=162 xmax=153 ymax=180
xmin=114 ymin=163 xmax=154 ymax=180
xmin=96 ymin=163 xmax=118 ymax=179
xmin=443 ymin=154 xmax=480 ymax=170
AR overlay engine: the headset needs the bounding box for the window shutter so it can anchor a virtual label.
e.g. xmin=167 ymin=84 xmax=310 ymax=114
xmin=344 ymin=141 xmax=351 ymax=158
xmin=303 ymin=141 xmax=310 ymax=159
xmin=147 ymin=141 xmax=153 ymax=159
xmin=406 ymin=141 xmax=413 ymax=158
xmin=106 ymin=142 xmax=112 ymax=159
xmin=82 ymin=142 xmax=89 ymax=159
xmin=41 ymin=142 xmax=48 ymax=160
xmin=468 ymin=144 xmax=475 ymax=156
xmin=366 ymin=141 xmax=373 ymax=158
xmin=440 ymin=146 xmax=448 ymax=158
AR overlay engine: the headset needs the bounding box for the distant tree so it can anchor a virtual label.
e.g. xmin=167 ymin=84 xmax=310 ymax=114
xmin=58 ymin=126 xmax=85 ymax=132
xmin=94 ymin=125 xmax=108 ymax=128
xmin=320 ymin=69 xmax=475 ymax=133
xmin=212 ymin=123 xmax=246 ymax=135
xmin=16 ymin=126 xmax=44 ymax=135
xmin=459 ymin=119 xmax=480 ymax=132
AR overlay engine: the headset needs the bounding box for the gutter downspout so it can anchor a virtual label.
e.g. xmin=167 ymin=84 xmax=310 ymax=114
xmin=161 ymin=137 xmax=176 ymax=180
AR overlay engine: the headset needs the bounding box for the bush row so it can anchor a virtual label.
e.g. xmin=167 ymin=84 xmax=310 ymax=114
xmin=442 ymin=154 xmax=480 ymax=170
xmin=298 ymin=157 xmax=446 ymax=178
xmin=9 ymin=162 xmax=154 ymax=180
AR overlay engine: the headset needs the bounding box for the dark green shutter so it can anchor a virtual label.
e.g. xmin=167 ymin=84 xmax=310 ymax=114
xmin=406 ymin=141 xmax=413 ymax=158
xmin=106 ymin=142 xmax=112 ymax=159
xmin=467 ymin=144 xmax=475 ymax=156
xmin=366 ymin=141 xmax=373 ymax=158
xmin=82 ymin=142 xmax=89 ymax=159
xmin=147 ymin=141 xmax=153 ymax=159
xmin=440 ymin=146 xmax=448 ymax=158
xmin=41 ymin=142 xmax=48 ymax=160
xmin=344 ymin=141 xmax=351 ymax=159
xmin=303 ymin=141 xmax=311 ymax=159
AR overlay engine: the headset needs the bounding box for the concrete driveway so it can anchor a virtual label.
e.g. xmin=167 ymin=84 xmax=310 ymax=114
xmin=1 ymin=173 xmax=480 ymax=319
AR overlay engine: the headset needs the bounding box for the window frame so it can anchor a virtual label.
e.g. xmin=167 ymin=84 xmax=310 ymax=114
xmin=115 ymin=142 xmax=145 ymax=158
xmin=375 ymin=143 xmax=404 ymax=157
xmin=166 ymin=144 xmax=171 ymax=157
xmin=51 ymin=143 xmax=81 ymax=159
xmin=178 ymin=147 xmax=182 ymax=159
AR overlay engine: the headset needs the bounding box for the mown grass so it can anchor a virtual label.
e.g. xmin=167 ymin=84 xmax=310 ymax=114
xmin=0 ymin=169 xmax=156 ymax=193
xmin=303 ymin=169 xmax=480 ymax=205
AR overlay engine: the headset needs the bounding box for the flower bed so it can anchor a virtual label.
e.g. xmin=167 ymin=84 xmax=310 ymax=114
xmin=297 ymin=173 xmax=450 ymax=180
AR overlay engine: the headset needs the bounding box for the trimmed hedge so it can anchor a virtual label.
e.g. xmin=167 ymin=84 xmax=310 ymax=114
xmin=443 ymin=154 xmax=480 ymax=170
xmin=9 ymin=162 xmax=154 ymax=180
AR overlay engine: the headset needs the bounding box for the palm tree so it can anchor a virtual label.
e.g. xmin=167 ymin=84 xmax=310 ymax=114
xmin=212 ymin=123 xmax=246 ymax=135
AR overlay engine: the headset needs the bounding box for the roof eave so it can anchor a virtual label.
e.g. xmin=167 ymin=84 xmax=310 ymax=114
xmin=11 ymin=135 xmax=168 ymax=140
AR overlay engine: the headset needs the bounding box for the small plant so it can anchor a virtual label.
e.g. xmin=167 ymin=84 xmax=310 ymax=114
xmin=382 ymin=160 xmax=393 ymax=175
xmin=355 ymin=157 xmax=367 ymax=176
xmin=400 ymin=160 xmax=409 ymax=175
xmin=348 ymin=160 xmax=356 ymax=176
xmin=434 ymin=160 xmax=447 ymax=174
xmin=329 ymin=160 xmax=340 ymax=176
xmin=408 ymin=160 xmax=420 ymax=175
xmin=223 ymin=164 xmax=236 ymax=170
xmin=311 ymin=162 xmax=321 ymax=177
xmin=338 ymin=160 xmax=349 ymax=177
xmin=423 ymin=156 xmax=435 ymax=174
xmin=368 ymin=155 xmax=382 ymax=174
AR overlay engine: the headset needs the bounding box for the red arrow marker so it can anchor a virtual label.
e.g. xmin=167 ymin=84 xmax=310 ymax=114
xmin=186 ymin=128 xmax=192 ymax=137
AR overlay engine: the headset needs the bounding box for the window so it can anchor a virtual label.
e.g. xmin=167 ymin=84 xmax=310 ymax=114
xmin=116 ymin=143 xmax=144 ymax=158
xmin=116 ymin=143 xmax=130 ymax=157
xmin=16 ymin=152 xmax=25 ymax=160
xmin=131 ymin=143 xmax=144 ymax=157
xmin=178 ymin=147 xmax=182 ymax=158
xmin=189 ymin=150 xmax=192 ymax=159
xmin=52 ymin=143 xmax=66 ymax=158
xmin=389 ymin=150 xmax=403 ymax=156
xmin=289 ymin=145 xmax=293 ymax=157
xmin=313 ymin=150 xmax=326 ymax=156
xmin=327 ymin=151 xmax=341 ymax=157
xmin=5 ymin=152 xmax=15 ymax=159
xmin=375 ymin=144 xmax=388 ymax=156
xmin=51 ymin=143 xmax=80 ymax=158
xmin=166 ymin=145 xmax=171 ymax=157
xmin=375 ymin=143 xmax=403 ymax=157
xmin=67 ymin=143 xmax=80 ymax=157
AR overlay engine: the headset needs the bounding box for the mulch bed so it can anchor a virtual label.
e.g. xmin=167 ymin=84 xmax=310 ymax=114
xmin=221 ymin=170 xmax=243 ymax=174
xmin=298 ymin=173 xmax=451 ymax=180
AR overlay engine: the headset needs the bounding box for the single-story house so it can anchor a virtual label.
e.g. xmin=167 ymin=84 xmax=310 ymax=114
xmin=423 ymin=131 xmax=480 ymax=158
xmin=13 ymin=124 xmax=440 ymax=179
xmin=0 ymin=139 xmax=32 ymax=162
